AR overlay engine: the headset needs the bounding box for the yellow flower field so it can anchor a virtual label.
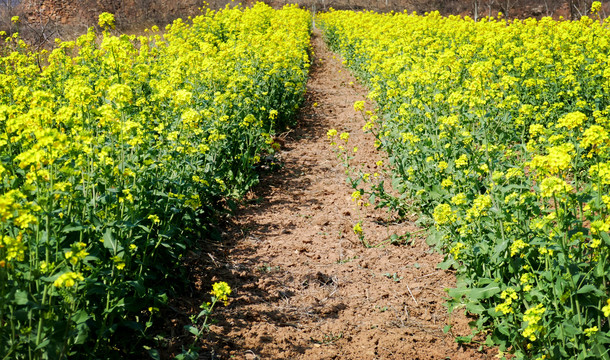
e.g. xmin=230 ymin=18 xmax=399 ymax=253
xmin=0 ymin=3 xmax=311 ymax=358
xmin=321 ymin=5 xmax=610 ymax=359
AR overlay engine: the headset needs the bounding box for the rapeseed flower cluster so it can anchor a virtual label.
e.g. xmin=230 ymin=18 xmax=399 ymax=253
xmin=210 ymin=281 xmax=232 ymax=305
xmin=522 ymin=304 xmax=546 ymax=341
xmin=53 ymin=272 xmax=85 ymax=288
xmin=495 ymin=288 xmax=518 ymax=315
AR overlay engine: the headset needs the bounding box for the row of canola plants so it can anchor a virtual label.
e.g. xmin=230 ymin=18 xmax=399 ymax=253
xmin=0 ymin=3 xmax=311 ymax=358
xmin=319 ymin=6 xmax=610 ymax=360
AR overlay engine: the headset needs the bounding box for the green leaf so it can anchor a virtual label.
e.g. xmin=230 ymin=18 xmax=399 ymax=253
xmin=590 ymin=342 xmax=610 ymax=359
xmin=595 ymin=260 xmax=606 ymax=278
xmin=493 ymin=239 xmax=509 ymax=257
xmin=437 ymin=257 xmax=456 ymax=270
xmin=143 ymin=346 xmax=161 ymax=360
xmin=465 ymin=302 xmax=485 ymax=315
xmin=103 ymin=228 xmax=122 ymax=255
xmin=62 ymin=223 xmax=85 ymax=233
xmin=174 ymin=351 xmax=199 ymax=360
xmin=484 ymin=335 xmax=495 ymax=347
xmin=71 ymin=310 xmax=91 ymax=324
xmin=426 ymin=229 xmax=444 ymax=247
xmin=74 ymin=321 xmax=90 ymax=345
xmin=447 ymin=286 xmax=469 ymax=299
xmin=121 ymin=321 xmax=144 ymax=332
xmin=497 ymin=322 xmax=511 ymax=336
xmin=601 ymin=232 xmax=610 ymax=246
xmin=14 ymin=290 xmax=28 ymax=305
xmin=34 ymin=339 xmax=50 ymax=351
xmin=577 ymin=284 xmax=604 ymax=296
xmin=468 ymin=283 xmax=502 ymax=300
xmin=562 ymin=321 xmax=580 ymax=337
xmin=184 ymin=325 xmax=200 ymax=336
xmin=455 ymin=335 xmax=473 ymax=344
xmin=429 ymin=185 xmax=444 ymax=201
xmin=90 ymin=214 xmax=103 ymax=228
xmin=128 ymin=280 xmax=146 ymax=296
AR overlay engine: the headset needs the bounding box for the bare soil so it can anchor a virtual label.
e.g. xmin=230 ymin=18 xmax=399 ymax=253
xmin=163 ymin=30 xmax=497 ymax=360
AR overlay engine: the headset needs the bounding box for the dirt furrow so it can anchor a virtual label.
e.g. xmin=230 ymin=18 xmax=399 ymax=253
xmin=194 ymin=30 xmax=495 ymax=360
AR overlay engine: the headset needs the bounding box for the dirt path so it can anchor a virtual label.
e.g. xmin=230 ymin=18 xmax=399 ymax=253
xmin=191 ymin=30 xmax=495 ymax=360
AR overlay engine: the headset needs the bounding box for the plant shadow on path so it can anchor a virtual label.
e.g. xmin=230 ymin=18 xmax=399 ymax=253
xmin=159 ymin=30 xmax=498 ymax=360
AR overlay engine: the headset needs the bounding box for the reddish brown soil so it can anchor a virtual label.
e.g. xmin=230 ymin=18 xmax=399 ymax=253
xmin=163 ymin=30 xmax=498 ymax=360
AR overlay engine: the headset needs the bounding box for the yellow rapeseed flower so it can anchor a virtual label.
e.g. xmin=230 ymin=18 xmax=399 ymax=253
xmin=353 ymin=221 xmax=363 ymax=235
xmin=53 ymin=272 xmax=84 ymax=288
xmin=353 ymin=100 xmax=365 ymax=111
xmin=98 ymin=12 xmax=116 ymax=29
xmin=602 ymin=299 xmax=610 ymax=317
xmin=211 ymin=281 xmax=232 ymax=305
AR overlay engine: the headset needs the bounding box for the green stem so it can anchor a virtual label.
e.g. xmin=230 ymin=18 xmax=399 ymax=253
xmin=35 ymin=285 xmax=48 ymax=349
